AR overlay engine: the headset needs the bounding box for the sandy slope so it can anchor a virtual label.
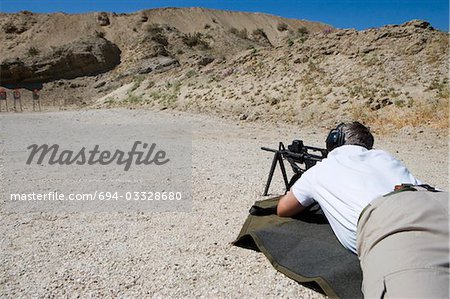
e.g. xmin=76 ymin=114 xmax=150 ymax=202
xmin=0 ymin=108 xmax=448 ymax=298
xmin=0 ymin=8 xmax=329 ymax=60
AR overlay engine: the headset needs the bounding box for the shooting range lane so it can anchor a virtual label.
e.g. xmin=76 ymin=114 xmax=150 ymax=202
xmin=0 ymin=108 xmax=447 ymax=297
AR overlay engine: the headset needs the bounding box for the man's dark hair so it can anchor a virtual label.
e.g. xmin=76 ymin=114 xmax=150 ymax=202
xmin=342 ymin=121 xmax=374 ymax=149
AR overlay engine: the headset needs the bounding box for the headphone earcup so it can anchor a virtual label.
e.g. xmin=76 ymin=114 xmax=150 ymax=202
xmin=326 ymin=123 xmax=345 ymax=151
xmin=326 ymin=129 xmax=338 ymax=151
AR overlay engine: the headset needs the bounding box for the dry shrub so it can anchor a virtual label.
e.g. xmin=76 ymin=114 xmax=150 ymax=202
xmin=27 ymin=46 xmax=40 ymax=57
xmin=182 ymin=32 xmax=209 ymax=49
xmin=252 ymin=28 xmax=267 ymax=38
xmin=277 ymin=22 xmax=288 ymax=31
xmin=297 ymin=26 xmax=309 ymax=35
xmin=350 ymin=98 xmax=449 ymax=133
xmin=151 ymin=33 xmax=168 ymax=46
xmin=229 ymin=27 xmax=248 ymax=39
xmin=3 ymin=21 xmax=17 ymax=33
xmin=145 ymin=23 xmax=163 ymax=35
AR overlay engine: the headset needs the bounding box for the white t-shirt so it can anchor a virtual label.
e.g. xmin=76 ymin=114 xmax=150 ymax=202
xmin=291 ymin=145 xmax=422 ymax=254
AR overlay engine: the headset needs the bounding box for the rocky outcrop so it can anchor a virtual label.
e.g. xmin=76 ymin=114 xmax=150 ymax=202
xmin=289 ymin=19 xmax=439 ymax=60
xmin=122 ymin=56 xmax=180 ymax=76
xmin=197 ymin=56 xmax=215 ymax=66
xmin=403 ymin=20 xmax=433 ymax=29
xmin=96 ymin=12 xmax=110 ymax=26
xmin=0 ymin=36 xmax=121 ymax=85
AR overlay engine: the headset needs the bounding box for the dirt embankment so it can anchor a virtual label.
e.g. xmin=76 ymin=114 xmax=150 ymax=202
xmin=0 ymin=9 xmax=448 ymax=131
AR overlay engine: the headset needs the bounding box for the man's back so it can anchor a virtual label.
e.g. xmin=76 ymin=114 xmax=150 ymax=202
xmin=278 ymin=121 xmax=448 ymax=297
xmin=291 ymin=144 xmax=421 ymax=253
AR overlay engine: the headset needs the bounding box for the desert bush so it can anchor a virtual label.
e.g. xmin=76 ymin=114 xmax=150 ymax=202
xmin=297 ymin=26 xmax=309 ymax=35
xmin=148 ymin=80 xmax=181 ymax=107
xmin=208 ymin=75 xmax=220 ymax=83
xmin=104 ymin=97 xmax=115 ymax=106
xmin=238 ymin=28 xmax=248 ymax=39
xmin=363 ymin=54 xmax=380 ymax=66
xmin=230 ymin=27 xmax=248 ymax=39
xmin=394 ymin=99 xmax=406 ymax=107
xmin=151 ymin=33 xmax=168 ymax=46
xmin=125 ymin=95 xmax=143 ymax=104
xmin=145 ymin=23 xmax=163 ymax=35
xmin=426 ymin=78 xmax=449 ymax=99
xmin=185 ymin=70 xmax=197 ymax=78
xmin=146 ymin=81 xmax=155 ymax=89
xmin=166 ymin=80 xmax=181 ymax=93
xmin=388 ymin=88 xmax=401 ymax=98
xmin=299 ymin=36 xmax=308 ymax=43
xmin=182 ymin=32 xmax=209 ymax=49
xmin=130 ymin=75 xmax=145 ymax=92
xmin=249 ymin=46 xmax=258 ymax=55
xmin=3 ymin=22 xmax=17 ymax=34
xmin=277 ymin=22 xmax=288 ymax=31
xmin=252 ymin=28 xmax=267 ymax=38
xmin=204 ymin=24 xmax=211 ymax=29
xmin=437 ymin=86 xmax=449 ymax=99
xmin=140 ymin=14 xmax=148 ymax=23
xmin=27 ymin=46 xmax=40 ymax=57
xmin=94 ymin=30 xmax=105 ymax=38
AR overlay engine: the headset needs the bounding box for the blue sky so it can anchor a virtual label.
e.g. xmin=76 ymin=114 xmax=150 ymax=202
xmin=1 ymin=0 xmax=448 ymax=31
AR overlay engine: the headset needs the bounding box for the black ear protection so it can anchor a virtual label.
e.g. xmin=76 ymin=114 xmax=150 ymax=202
xmin=326 ymin=123 xmax=346 ymax=152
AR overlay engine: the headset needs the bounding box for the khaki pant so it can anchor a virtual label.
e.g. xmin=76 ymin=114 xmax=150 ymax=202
xmin=357 ymin=189 xmax=449 ymax=298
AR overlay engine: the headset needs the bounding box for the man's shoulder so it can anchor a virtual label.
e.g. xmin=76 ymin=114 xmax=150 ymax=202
xmin=324 ymin=146 xmax=403 ymax=171
xmin=332 ymin=145 xmax=395 ymax=159
xmin=364 ymin=149 xmax=398 ymax=160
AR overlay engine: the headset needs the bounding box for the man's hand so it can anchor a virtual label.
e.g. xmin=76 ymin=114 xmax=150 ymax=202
xmin=277 ymin=191 xmax=306 ymax=217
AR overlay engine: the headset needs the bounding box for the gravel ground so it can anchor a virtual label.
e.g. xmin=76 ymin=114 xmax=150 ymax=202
xmin=1 ymin=108 xmax=448 ymax=298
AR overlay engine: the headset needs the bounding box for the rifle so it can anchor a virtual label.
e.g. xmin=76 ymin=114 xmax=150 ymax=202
xmin=261 ymin=140 xmax=328 ymax=196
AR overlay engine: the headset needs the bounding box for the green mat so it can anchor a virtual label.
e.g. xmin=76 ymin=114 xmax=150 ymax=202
xmin=233 ymin=197 xmax=363 ymax=299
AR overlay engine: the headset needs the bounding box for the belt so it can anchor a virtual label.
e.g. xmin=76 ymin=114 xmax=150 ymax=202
xmin=357 ymin=184 xmax=440 ymax=224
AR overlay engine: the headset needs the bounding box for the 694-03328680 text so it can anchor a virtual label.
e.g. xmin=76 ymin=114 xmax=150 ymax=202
xmin=104 ymin=191 xmax=182 ymax=201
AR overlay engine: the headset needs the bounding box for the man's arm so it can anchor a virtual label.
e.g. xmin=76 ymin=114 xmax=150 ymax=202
xmin=277 ymin=191 xmax=307 ymax=217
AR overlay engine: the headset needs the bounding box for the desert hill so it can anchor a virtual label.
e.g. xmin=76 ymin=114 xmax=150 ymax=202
xmin=0 ymin=7 xmax=329 ymax=61
xmin=0 ymin=8 xmax=448 ymax=130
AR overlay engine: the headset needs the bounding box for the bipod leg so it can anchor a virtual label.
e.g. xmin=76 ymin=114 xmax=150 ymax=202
xmin=278 ymin=155 xmax=290 ymax=194
xmin=263 ymin=152 xmax=280 ymax=196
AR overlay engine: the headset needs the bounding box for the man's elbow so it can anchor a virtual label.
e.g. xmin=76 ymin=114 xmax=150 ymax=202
xmin=277 ymin=191 xmax=305 ymax=217
xmin=277 ymin=204 xmax=290 ymax=217
xmin=277 ymin=200 xmax=297 ymax=217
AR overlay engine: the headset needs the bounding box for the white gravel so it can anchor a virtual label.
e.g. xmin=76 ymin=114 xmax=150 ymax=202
xmin=1 ymin=108 xmax=448 ymax=298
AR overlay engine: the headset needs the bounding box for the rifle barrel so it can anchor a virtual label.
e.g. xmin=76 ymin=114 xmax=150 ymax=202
xmin=261 ymin=147 xmax=278 ymax=153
